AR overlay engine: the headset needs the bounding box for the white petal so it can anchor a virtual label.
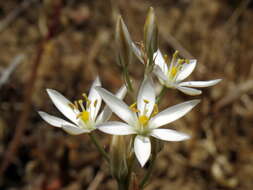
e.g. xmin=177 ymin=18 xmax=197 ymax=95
xmin=137 ymin=78 xmax=155 ymax=117
xmin=179 ymin=79 xmax=222 ymax=88
xmin=96 ymin=85 xmax=127 ymax=123
xmin=176 ymin=86 xmax=202 ymax=96
xmin=62 ymin=125 xmax=90 ymax=135
xmin=154 ymin=49 xmax=168 ymax=74
xmin=97 ymin=121 xmax=136 ymax=135
xmin=153 ymin=65 xmax=168 ymax=82
xmin=95 ymin=87 xmax=137 ymax=125
xmin=132 ymin=42 xmax=144 ymax=63
xmin=38 ymin=111 xmax=74 ymax=128
xmin=151 ymin=129 xmax=190 ymax=141
xmin=176 ymin=59 xmax=197 ymax=81
xmin=134 ymin=135 xmax=151 ymax=167
xmin=149 ymin=99 xmax=200 ymax=128
xmin=46 ymin=89 xmax=77 ymax=124
xmin=88 ymin=76 xmax=102 ymax=120
xmin=115 ymin=85 xmax=128 ymax=99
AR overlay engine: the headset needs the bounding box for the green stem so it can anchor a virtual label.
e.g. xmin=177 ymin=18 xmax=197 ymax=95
xmin=139 ymin=154 xmax=157 ymax=189
xmin=123 ymin=67 xmax=133 ymax=93
xmin=89 ymin=133 xmax=110 ymax=162
xmin=156 ymin=86 xmax=167 ymax=104
xmin=117 ymin=180 xmax=129 ymax=190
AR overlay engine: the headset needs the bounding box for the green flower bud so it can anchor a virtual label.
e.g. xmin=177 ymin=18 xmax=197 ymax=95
xmin=115 ymin=16 xmax=133 ymax=68
xmin=144 ymin=7 xmax=158 ymax=61
xmin=110 ymin=136 xmax=129 ymax=181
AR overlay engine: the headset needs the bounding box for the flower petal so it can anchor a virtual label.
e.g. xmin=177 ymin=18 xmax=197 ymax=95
xmin=151 ymin=128 xmax=190 ymax=141
xmin=132 ymin=42 xmax=144 ymax=63
xmin=179 ymin=79 xmax=222 ymax=88
xmin=97 ymin=121 xmax=136 ymax=135
xmin=95 ymin=87 xmax=138 ymax=125
xmin=137 ymin=78 xmax=155 ymax=117
xmin=46 ymin=89 xmax=78 ymax=124
xmin=149 ymin=99 xmax=200 ymax=128
xmin=153 ymin=65 xmax=168 ymax=82
xmin=176 ymin=86 xmax=202 ymax=96
xmin=176 ymin=59 xmax=197 ymax=81
xmin=154 ymin=49 xmax=168 ymax=74
xmin=134 ymin=135 xmax=151 ymax=167
xmin=96 ymin=85 xmax=127 ymax=123
xmin=38 ymin=111 xmax=74 ymax=128
xmin=88 ymin=76 xmax=102 ymax=120
xmin=62 ymin=125 xmax=90 ymax=135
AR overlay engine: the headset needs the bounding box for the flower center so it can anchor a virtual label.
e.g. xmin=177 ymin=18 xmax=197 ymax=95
xmin=68 ymin=93 xmax=98 ymax=123
xmin=138 ymin=115 xmax=149 ymax=126
xmin=78 ymin=111 xmax=90 ymax=123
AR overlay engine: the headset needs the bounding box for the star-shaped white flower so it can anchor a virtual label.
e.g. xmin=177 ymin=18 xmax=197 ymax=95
xmin=153 ymin=50 xmax=222 ymax=95
xmin=38 ymin=76 xmax=127 ymax=135
xmin=95 ymin=78 xmax=200 ymax=167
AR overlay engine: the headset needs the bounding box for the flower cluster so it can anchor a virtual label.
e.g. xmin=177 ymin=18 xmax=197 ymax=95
xmin=38 ymin=7 xmax=221 ymax=189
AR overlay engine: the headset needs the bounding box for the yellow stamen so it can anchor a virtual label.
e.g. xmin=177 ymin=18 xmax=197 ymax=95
xmin=172 ymin=50 xmax=179 ymax=60
xmin=151 ymin=104 xmax=159 ymax=117
xmin=139 ymin=115 xmax=149 ymax=126
xmin=82 ymin=93 xmax=88 ymax=100
xmin=178 ymin=59 xmax=184 ymax=65
xmin=129 ymin=102 xmax=139 ymax=112
xmin=143 ymin=99 xmax=149 ymax=104
xmin=74 ymin=101 xmax=79 ymax=109
xmin=69 ymin=103 xmax=76 ymax=110
xmin=77 ymin=111 xmax=90 ymax=122
xmin=78 ymin=100 xmax=85 ymax=111
xmin=164 ymin=54 xmax=169 ymax=64
xmin=94 ymin=99 xmax=98 ymax=107
xmin=171 ymin=66 xmax=178 ymax=77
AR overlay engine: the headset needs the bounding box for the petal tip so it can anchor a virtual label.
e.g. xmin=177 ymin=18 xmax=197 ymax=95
xmin=192 ymin=99 xmax=201 ymax=105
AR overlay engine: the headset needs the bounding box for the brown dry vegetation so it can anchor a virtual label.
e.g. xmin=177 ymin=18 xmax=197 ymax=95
xmin=0 ymin=0 xmax=253 ymax=189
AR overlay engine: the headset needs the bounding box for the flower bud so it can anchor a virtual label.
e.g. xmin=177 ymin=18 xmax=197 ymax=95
xmin=144 ymin=7 xmax=158 ymax=61
xmin=110 ymin=136 xmax=128 ymax=181
xmin=115 ymin=16 xmax=133 ymax=68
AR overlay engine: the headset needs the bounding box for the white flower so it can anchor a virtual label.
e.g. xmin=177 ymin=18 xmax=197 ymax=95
xmin=95 ymin=78 xmax=200 ymax=167
xmin=153 ymin=50 xmax=222 ymax=95
xmin=38 ymin=76 xmax=127 ymax=135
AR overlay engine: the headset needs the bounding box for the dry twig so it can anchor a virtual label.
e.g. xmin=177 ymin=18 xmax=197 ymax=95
xmin=0 ymin=0 xmax=38 ymax=33
xmin=0 ymin=54 xmax=25 ymax=88
xmin=87 ymin=172 xmax=105 ymax=190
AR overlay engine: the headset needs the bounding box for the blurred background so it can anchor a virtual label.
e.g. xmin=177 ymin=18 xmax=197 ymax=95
xmin=0 ymin=0 xmax=253 ymax=189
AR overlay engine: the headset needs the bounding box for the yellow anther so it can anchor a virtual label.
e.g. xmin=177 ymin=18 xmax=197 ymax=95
xmin=143 ymin=99 xmax=149 ymax=104
xmin=82 ymin=93 xmax=88 ymax=101
xmin=130 ymin=102 xmax=137 ymax=109
xmin=151 ymin=104 xmax=159 ymax=117
xmin=94 ymin=99 xmax=98 ymax=107
xmin=170 ymin=66 xmax=178 ymax=77
xmin=164 ymin=54 xmax=170 ymax=64
xmin=74 ymin=101 xmax=79 ymax=109
xmin=178 ymin=59 xmax=184 ymax=65
xmin=77 ymin=111 xmax=90 ymax=122
xmin=185 ymin=59 xmax=190 ymax=64
xmin=139 ymin=115 xmax=149 ymax=126
xmin=78 ymin=100 xmax=85 ymax=111
xmin=172 ymin=50 xmax=179 ymax=59
xmin=68 ymin=103 xmax=76 ymax=110
xmin=129 ymin=102 xmax=139 ymax=113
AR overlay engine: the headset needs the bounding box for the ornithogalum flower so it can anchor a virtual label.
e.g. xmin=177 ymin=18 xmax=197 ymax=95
xmin=95 ymin=78 xmax=200 ymax=167
xmin=153 ymin=50 xmax=222 ymax=95
xmin=38 ymin=76 xmax=127 ymax=135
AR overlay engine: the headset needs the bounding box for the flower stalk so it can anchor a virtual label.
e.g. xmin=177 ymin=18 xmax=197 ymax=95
xmin=89 ymin=133 xmax=110 ymax=162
